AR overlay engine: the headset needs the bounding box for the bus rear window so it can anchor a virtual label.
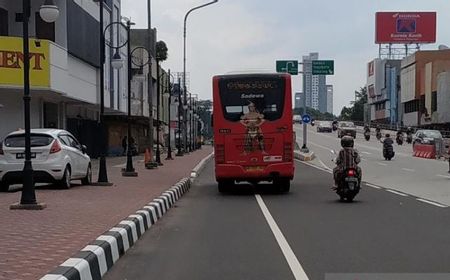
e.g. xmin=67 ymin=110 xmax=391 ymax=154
xmin=219 ymin=77 xmax=285 ymax=122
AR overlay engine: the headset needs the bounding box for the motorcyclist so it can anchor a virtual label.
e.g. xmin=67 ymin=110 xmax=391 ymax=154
xmin=396 ymin=129 xmax=404 ymax=144
xmin=406 ymin=127 xmax=413 ymax=143
xmin=382 ymin=133 xmax=395 ymax=159
xmin=332 ymin=120 xmax=338 ymax=131
xmin=333 ymin=135 xmax=362 ymax=188
xmin=364 ymin=124 xmax=370 ymax=133
xmin=375 ymin=125 xmax=382 ymax=140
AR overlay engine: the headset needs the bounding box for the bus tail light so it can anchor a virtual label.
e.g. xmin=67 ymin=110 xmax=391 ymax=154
xmin=283 ymin=143 xmax=292 ymax=161
xmin=215 ymin=144 xmax=225 ymax=163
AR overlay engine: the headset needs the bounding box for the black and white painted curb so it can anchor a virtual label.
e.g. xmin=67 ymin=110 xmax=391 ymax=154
xmin=40 ymin=178 xmax=191 ymax=280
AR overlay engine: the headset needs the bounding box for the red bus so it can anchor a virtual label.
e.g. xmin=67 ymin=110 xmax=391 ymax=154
xmin=212 ymin=73 xmax=295 ymax=192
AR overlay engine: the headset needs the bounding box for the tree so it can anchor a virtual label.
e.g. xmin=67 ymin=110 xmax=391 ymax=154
xmin=339 ymin=87 xmax=367 ymax=121
xmin=155 ymin=41 xmax=168 ymax=62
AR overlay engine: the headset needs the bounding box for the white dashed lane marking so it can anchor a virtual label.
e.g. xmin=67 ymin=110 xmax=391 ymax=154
xmin=386 ymin=189 xmax=408 ymax=197
xmin=377 ymin=162 xmax=387 ymax=166
xmin=416 ymin=198 xmax=448 ymax=208
xmin=365 ymin=183 xmax=381 ymax=189
xmin=402 ymin=168 xmax=415 ymax=172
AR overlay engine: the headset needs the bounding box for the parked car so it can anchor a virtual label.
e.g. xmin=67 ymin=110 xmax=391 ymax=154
xmin=0 ymin=129 xmax=91 ymax=191
xmin=337 ymin=121 xmax=357 ymax=138
xmin=413 ymin=129 xmax=445 ymax=156
xmin=317 ymin=121 xmax=333 ymax=133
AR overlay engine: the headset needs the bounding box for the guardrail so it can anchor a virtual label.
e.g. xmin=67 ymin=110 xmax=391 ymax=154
xmin=353 ymin=121 xmax=450 ymax=138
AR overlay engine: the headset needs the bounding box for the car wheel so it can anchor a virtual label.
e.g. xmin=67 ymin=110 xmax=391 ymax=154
xmin=59 ymin=166 xmax=71 ymax=189
xmin=81 ymin=164 xmax=92 ymax=185
xmin=0 ymin=181 xmax=9 ymax=192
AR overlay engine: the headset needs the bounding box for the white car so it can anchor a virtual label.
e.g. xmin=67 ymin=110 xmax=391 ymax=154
xmin=0 ymin=129 xmax=92 ymax=191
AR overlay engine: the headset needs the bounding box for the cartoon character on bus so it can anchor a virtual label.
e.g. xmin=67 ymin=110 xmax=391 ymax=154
xmin=240 ymin=101 xmax=266 ymax=153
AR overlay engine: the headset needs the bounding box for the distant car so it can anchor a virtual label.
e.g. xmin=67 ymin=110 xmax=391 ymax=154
xmin=0 ymin=129 xmax=92 ymax=191
xmin=413 ymin=129 xmax=443 ymax=148
xmin=317 ymin=121 xmax=333 ymax=133
xmin=337 ymin=121 xmax=356 ymax=138
xmin=293 ymin=115 xmax=302 ymax=124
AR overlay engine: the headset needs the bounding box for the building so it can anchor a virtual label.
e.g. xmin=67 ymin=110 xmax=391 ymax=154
xmin=326 ymin=85 xmax=333 ymax=114
xmin=302 ymin=52 xmax=328 ymax=113
xmin=366 ymin=58 xmax=402 ymax=124
xmin=400 ymin=49 xmax=450 ymax=128
xmin=0 ymin=0 xmax=164 ymax=156
xmin=294 ymin=92 xmax=302 ymax=109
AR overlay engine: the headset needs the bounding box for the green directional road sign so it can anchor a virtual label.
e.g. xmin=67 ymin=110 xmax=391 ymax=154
xmin=276 ymin=60 xmax=298 ymax=75
xmin=312 ymin=60 xmax=334 ymax=75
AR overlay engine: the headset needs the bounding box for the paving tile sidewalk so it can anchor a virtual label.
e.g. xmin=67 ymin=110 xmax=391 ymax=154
xmin=0 ymin=147 xmax=212 ymax=280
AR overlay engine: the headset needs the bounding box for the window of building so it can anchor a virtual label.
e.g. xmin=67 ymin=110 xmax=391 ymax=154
xmin=375 ymin=103 xmax=385 ymax=111
xmin=0 ymin=8 xmax=8 ymax=36
xmin=404 ymin=99 xmax=419 ymax=113
xmin=431 ymin=91 xmax=437 ymax=113
xmin=35 ymin=12 xmax=55 ymax=41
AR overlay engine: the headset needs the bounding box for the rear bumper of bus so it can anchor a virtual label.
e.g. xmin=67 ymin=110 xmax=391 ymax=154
xmin=215 ymin=162 xmax=294 ymax=182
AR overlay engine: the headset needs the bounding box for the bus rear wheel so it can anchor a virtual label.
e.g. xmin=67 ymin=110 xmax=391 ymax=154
xmin=218 ymin=180 xmax=233 ymax=193
xmin=275 ymin=178 xmax=290 ymax=193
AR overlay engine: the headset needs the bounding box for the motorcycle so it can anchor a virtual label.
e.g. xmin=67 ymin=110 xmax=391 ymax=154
xmin=383 ymin=142 xmax=395 ymax=160
xmin=406 ymin=133 xmax=413 ymax=144
xmin=332 ymin=122 xmax=338 ymax=131
xmin=331 ymin=150 xmax=361 ymax=202
xmin=364 ymin=130 xmax=371 ymax=141
xmin=376 ymin=131 xmax=382 ymax=141
xmin=396 ymin=133 xmax=404 ymax=145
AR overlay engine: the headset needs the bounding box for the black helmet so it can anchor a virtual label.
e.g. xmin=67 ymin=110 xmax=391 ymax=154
xmin=385 ymin=133 xmax=390 ymax=138
xmin=341 ymin=135 xmax=354 ymax=148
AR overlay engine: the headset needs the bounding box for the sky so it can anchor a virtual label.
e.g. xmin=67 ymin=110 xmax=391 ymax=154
xmin=122 ymin=0 xmax=450 ymax=115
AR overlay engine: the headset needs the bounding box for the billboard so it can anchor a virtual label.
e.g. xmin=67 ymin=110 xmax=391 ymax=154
xmin=375 ymin=12 xmax=436 ymax=44
xmin=0 ymin=36 xmax=50 ymax=88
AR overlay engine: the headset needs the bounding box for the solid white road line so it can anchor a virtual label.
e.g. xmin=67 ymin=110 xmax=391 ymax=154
xmin=307 ymin=141 xmax=335 ymax=153
xmin=377 ymin=162 xmax=387 ymax=166
xmin=436 ymin=174 xmax=450 ymax=179
xmin=401 ymin=168 xmax=415 ymax=172
xmin=365 ymin=183 xmax=381 ymax=189
xmin=317 ymin=158 xmax=332 ymax=171
xmin=255 ymin=194 xmax=309 ymax=280
xmin=416 ymin=198 xmax=448 ymax=208
xmin=295 ymin=159 xmax=332 ymax=174
xmin=386 ymin=189 xmax=408 ymax=197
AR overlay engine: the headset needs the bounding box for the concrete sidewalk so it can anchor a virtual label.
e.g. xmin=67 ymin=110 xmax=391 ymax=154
xmin=0 ymin=147 xmax=212 ymax=280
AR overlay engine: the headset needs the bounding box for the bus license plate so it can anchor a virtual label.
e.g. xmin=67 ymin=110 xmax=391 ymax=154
xmin=245 ymin=166 xmax=263 ymax=172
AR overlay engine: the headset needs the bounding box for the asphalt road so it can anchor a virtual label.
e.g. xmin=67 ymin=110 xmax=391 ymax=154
xmin=104 ymin=160 xmax=450 ymax=280
xmin=295 ymin=124 xmax=450 ymax=206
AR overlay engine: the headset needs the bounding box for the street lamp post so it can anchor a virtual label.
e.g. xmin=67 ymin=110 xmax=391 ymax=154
xmin=191 ymin=97 xmax=195 ymax=151
xmin=122 ymin=20 xmax=138 ymax=177
xmin=11 ymin=0 xmax=59 ymax=210
xmin=183 ymin=0 xmax=218 ymax=154
xmin=155 ymin=64 xmax=163 ymax=165
xmin=176 ymin=77 xmax=184 ymax=156
xmin=165 ymin=70 xmax=174 ymax=160
xmin=94 ymin=0 xmax=113 ymax=186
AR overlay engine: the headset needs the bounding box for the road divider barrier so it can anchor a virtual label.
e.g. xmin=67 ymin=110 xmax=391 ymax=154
xmin=40 ymin=178 xmax=191 ymax=280
xmin=413 ymin=144 xmax=436 ymax=159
